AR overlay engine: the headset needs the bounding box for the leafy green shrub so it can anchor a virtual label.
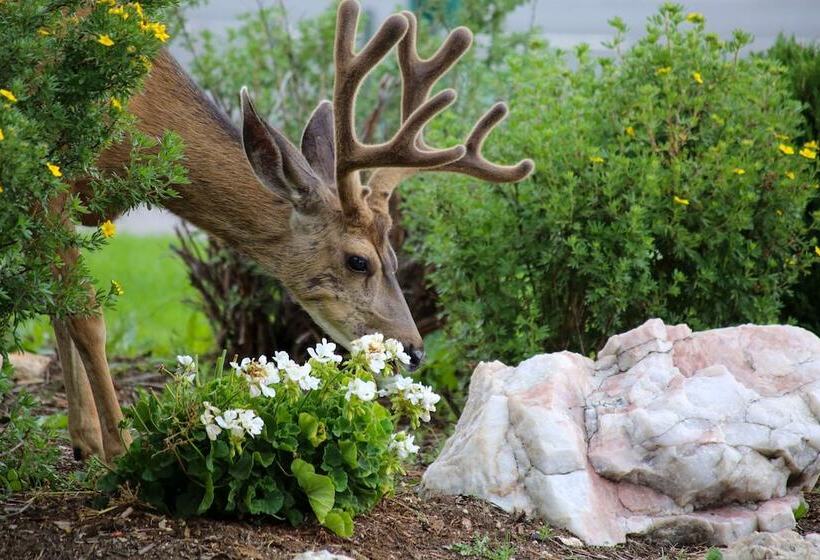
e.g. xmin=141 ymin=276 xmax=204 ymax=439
xmin=405 ymin=4 xmax=819 ymax=369
xmin=0 ymin=0 xmax=186 ymax=356
xmin=0 ymin=367 xmax=61 ymax=495
xmin=101 ymin=336 xmax=440 ymax=536
xmin=764 ymin=35 xmax=820 ymax=334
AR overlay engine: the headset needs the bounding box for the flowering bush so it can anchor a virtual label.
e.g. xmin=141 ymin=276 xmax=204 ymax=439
xmin=0 ymin=0 xmax=186 ymax=356
xmin=101 ymin=335 xmax=440 ymax=536
xmin=405 ymin=4 xmax=819 ymax=371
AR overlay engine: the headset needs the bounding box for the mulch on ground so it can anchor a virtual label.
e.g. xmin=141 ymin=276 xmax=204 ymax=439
xmin=0 ymin=355 xmax=812 ymax=559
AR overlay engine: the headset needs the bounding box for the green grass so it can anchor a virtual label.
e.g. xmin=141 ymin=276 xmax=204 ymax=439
xmin=21 ymin=234 xmax=213 ymax=358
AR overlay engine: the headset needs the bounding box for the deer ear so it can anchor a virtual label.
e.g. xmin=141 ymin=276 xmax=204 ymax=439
xmin=240 ymin=87 xmax=321 ymax=211
xmin=300 ymin=100 xmax=336 ymax=185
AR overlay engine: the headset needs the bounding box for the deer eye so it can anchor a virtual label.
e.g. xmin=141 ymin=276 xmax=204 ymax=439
xmin=347 ymin=255 xmax=369 ymax=274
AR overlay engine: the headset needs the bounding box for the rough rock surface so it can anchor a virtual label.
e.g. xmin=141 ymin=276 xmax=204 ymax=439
xmin=422 ymin=319 xmax=820 ymax=546
xmin=723 ymin=530 xmax=820 ymax=559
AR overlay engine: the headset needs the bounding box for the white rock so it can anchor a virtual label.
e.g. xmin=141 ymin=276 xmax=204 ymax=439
xmin=292 ymin=551 xmax=353 ymax=560
xmin=723 ymin=530 xmax=820 ymax=560
xmin=422 ymin=319 xmax=820 ymax=546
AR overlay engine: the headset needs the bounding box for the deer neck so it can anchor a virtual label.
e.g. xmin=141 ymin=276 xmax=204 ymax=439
xmin=103 ymin=50 xmax=293 ymax=269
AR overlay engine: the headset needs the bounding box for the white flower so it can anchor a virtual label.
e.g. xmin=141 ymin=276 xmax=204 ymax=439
xmin=231 ymin=355 xmax=280 ymax=398
xmin=389 ymin=432 xmax=420 ymax=459
xmin=351 ymin=333 xmax=386 ymax=356
xmin=377 ymin=374 xmax=414 ymax=397
xmin=308 ymin=338 xmax=343 ymax=364
xmin=384 ymin=339 xmax=411 ymax=365
xmin=176 ymin=354 xmax=196 ymax=382
xmin=177 ymin=355 xmax=194 ymax=368
xmin=201 ymin=402 xmax=223 ymax=440
xmin=403 ymin=382 xmax=441 ymax=422
xmin=273 ymin=350 xmax=292 ymax=370
xmin=284 ymin=361 xmax=321 ymax=391
xmin=345 ymin=378 xmax=377 ymax=402
xmin=205 ymin=423 xmax=222 ymax=441
xmin=237 ymin=409 xmax=264 ymax=437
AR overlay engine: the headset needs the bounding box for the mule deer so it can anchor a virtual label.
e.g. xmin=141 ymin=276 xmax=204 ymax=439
xmin=56 ymin=0 xmax=533 ymax=461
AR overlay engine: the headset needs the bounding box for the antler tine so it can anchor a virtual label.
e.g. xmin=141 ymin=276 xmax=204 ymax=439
xmin=397 ymin=11 xmax=473 ymax=123
xmin=367 ymin=11 xmax=533 ymax=213
xmin=333 ymin=1 xmax=408 ymax=221
xmin=333 ymin=1 xmax=469 ymax=222
xmin=438 ymin=102 xmax=535 ymax=183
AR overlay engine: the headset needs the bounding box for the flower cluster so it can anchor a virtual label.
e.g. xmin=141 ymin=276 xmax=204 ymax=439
xmin=200 ymin=402 xmax=264 ymax=442
xmin=379 ymin=375 xmax=441 ymax=422
xmin=350 ymin=333 xmax=411 ymax=374
xmin=389 ymin=431 xmax=420 ymax=459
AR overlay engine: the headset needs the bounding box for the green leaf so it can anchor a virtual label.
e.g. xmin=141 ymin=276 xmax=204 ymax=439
xmin=291 ymin=458 xmax=335 ymax=523
xmin=339 ymin=440 xmax=357 ymax=469
xmin=229 ymin=451 xmax=253 ymax=480
xmin=323 ymin=509 xmax=354 ymax=538
xmin=299 ymin=412 xmax=327 ymax=447
xmin=329 ymin=468 xmax=348 ymax=492
xmin=794 ymin=498 xmax=809 ymax=521
xmin=197 ymin=474 xmax=214 ymax=514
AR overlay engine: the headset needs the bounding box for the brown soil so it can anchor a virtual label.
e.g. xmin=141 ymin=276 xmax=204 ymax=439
xmin=0 ymin=356 xmax=814 ymax=559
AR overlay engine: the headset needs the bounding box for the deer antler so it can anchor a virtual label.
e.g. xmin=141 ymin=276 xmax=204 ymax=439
xmin=367 ymin=11 xmax=535 ymax=213
xmin=333 ymin=0 xmax=466 ymax=223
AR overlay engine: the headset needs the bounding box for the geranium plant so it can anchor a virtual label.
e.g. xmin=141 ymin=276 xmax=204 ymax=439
xmin=101 ymin=335 xmax=440 ymax=536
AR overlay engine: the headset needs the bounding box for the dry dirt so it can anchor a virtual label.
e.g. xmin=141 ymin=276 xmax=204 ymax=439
xmin=2 ymin=356 xmax=818 ymax=560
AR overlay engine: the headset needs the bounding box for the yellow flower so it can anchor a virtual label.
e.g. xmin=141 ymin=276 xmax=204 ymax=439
xmin=685 ymin=12 xmax=705 ymax=24
xmin=815 ymin=246 xmax=820 ymax=258
xmin=589 ymin=156 xmax=605 ymax=164
xmin=111 ymin=280 xmax=124 ymax=296
xmin=785 ymin=171 xmax=795 ymax=180
xmin=98 ymin=34 xmax=115 ymax=47
xmin=47 ymin=163 xmax=62 ymax=177
xmin=799 ymin=147 xmax=816 ymax=160
xmin=776 ymin=209 xmax=783 ymax=217
xmin=109 ymin=6 xmax=128 ymax=19
xmin=625 ymin=126 xmax=635 ymax=137
xmin=733 ymin=168 xmax=745 ymax=175
xmin=778 ymin=143 xmax=795 ymax=155
xmin=692 ymin=71 xmax=703 ymax=85
xmin=110 ymin=98 xmax=122 ymax=111
xmin=141 ymin=21 xmax=170 ymax=42
xmin=673 ymin=196 xmax=690 ymax=206
xmin=0 ymin=89 xmax=17 ymax=103
xmin=655 ymin=66 xmax=671 ymax=76
xmin=0 ymin=184 xmax=4 ymax=193
xmin=97 ymin=0 xmax=116 ymax=5
xmin=0 ymin=128 xmax=4 ymax=142
xmin=804 ymin=140 xmax=818 ymax=150
xmin=37 ymin=28 xmax=51 ymax=36
xmin=131 ymin=2 xmax=144 ymax=19
xmin=100 ymin=220 xmax=116 ymax=238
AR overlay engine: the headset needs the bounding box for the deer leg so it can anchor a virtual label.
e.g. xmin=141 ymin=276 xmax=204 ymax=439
xmin=65 ymin=305 xmax=131 ymax=462
xmin=51 ymin=317 xmax=105 ymax=460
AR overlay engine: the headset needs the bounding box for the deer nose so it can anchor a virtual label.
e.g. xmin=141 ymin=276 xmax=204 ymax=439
xmin=407 ymin=345 xmax=425 ymax=370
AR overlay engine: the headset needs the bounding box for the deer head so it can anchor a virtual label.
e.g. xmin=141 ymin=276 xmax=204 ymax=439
xmin=239 ymin=0 xmax=533 ymax=367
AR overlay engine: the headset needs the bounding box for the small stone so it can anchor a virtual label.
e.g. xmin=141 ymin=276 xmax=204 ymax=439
xmin=292 ymin=552 xmax=354 ymax=560
xmin=461 ymin=517 xmax=472 ymax=531
xmin=557 ymin=536 xmax=583 ymax=547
